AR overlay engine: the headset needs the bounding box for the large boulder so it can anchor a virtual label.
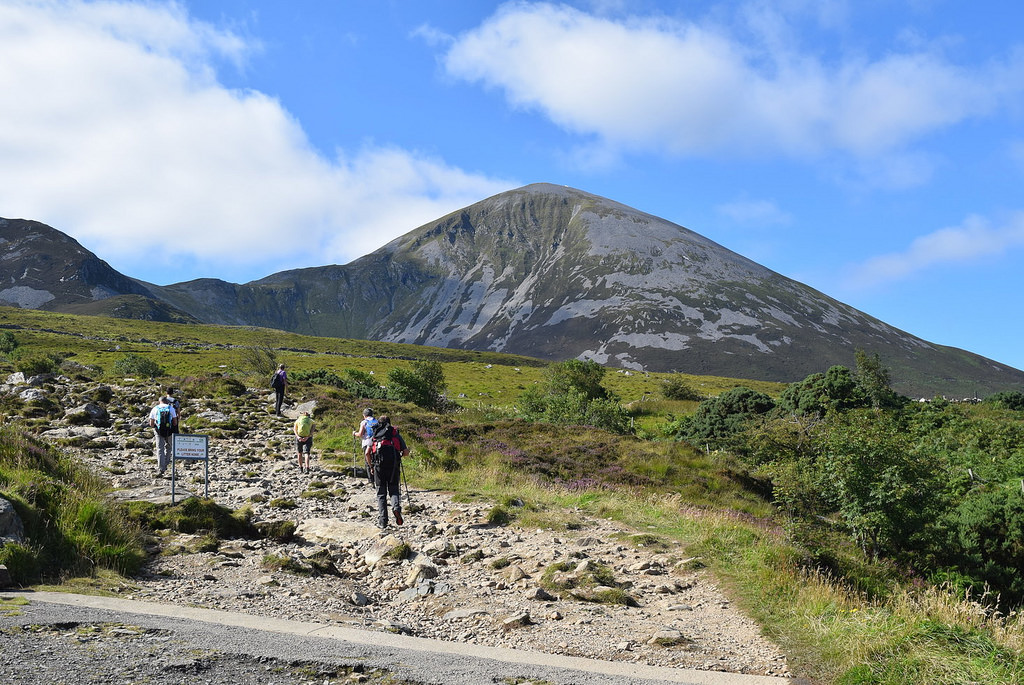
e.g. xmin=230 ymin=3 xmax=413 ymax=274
xmin=65 ymin=402 xmax=110 ymax=426
xmin=0 ymin=496 xmax=25 ymax=544
xmin=295 ymin=518 xmax=378 ymax=546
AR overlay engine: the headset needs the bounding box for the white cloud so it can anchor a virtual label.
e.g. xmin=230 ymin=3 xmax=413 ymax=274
xmin=717 ymin=198 xmax=791 ymax=226
xmin=0 ymin=0 xmax=512 ymax=284
xmin=844 ymin=213 xmax=1024 ymax=289
xmin=441 ymin=2 xmax=1022 ymax=163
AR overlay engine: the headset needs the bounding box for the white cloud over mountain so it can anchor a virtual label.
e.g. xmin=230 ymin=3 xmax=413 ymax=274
xmin=0 ymin=0 xmax=511 ymax=283
xmin=442 ymin=3 xmax=1022 ymax=163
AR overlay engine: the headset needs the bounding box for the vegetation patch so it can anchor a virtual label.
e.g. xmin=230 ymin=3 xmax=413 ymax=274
xmin=122 ymin=498 xmax=255 ymax=539
xmin=0 ymin=426 xmax=145 ymax=585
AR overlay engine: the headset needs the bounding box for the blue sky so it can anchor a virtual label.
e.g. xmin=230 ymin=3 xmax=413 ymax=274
xmin=2 ymin=1 xmax=1023 ymax=372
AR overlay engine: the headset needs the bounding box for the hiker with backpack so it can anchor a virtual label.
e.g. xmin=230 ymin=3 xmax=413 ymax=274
xmin=147 ymin=395 xmax=178 ymax=477
xmin=293 ymin=410 xmax=314 ymax=473
xmin=165 ymin=386 xmax=181 ymax=433
xmin=352 ymin=408 xmax=378 ymax=483
xmin=271 ymin=363 xmax=288 ymax=415
xmin=367 ymin=414 xmax=408 ymax=529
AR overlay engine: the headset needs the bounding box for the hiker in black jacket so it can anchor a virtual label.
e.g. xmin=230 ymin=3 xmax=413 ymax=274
xmin=367 ymin=415 xmax=407 ymax=528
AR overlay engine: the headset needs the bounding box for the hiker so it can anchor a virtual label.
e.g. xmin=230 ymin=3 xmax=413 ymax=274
xmin=165 ymin=386 xmax=181 ymax=433
xmin=352 ymin=408 xmax=379 ymax=483
xmin=293 ymin=410 xmax=314 ymax=473
xmin=147 ymin=395 xmax=177 ymax=476
xmin=271 ymin=363 xmax=288 ymax=415
xmin=368 ymin=414 xmax=408 ymax=528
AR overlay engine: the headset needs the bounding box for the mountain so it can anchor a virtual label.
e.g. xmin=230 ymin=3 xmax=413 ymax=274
xmin=0 ymin=218 xmax=194 ymax=323
xmin=2 ymin=186 xmax=1023 ymax=397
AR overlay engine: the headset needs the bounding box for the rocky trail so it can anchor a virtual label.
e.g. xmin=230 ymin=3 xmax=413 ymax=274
xmin=3 ymin=373 xmax=791 ymax=679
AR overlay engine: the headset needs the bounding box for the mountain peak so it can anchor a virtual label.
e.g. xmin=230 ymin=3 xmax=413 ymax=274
xmin=3 ymin=191 xmax=1023 ymax=397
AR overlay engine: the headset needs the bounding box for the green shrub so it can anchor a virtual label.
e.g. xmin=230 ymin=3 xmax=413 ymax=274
xmin=487 ymin=505 xmax=515 ymax=526
xmin=15 ymin=354 xmax=61 ymax=376
xmin=943 ymin=487 xmax=1024 ymax=606
xmin=112 ymin=353 xmax=165 ymax=378
xmin=255 ymin=520 xmax=296 ymax=542
xmin=986 ymin=391 xmax=1024 ymax=411
xmin=387 ymin=360 xmax=449 ymax=410
xmin=662 ymin=376 xmax=704 ymax=401
xmin=0 ymin=331 xmax=19 ymax=355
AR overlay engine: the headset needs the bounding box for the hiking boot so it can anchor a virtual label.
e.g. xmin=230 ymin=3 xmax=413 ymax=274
xmin=393 ymin=507 xmax=403 ymax=526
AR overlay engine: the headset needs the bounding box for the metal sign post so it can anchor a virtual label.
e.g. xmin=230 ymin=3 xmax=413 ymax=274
xmin=170 ymin=433 xmax=209 ymax=504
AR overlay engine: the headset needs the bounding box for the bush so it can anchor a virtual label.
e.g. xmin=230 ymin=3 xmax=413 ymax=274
xmin=678 ymin=387 xmax=775 ymax=448
xmin=516 ymin=360 xmax=630 ymax=434
xmin=15 ymin=354 xmax=61 ymax=376
xmin=943 ymin=487 xmax=1024 ymax=606
xmin=387 ymin=360 xmax=448 ymax=410
xmin=237 ymin=342 xmax=278 ymax=378
xmin=662 ymin=375 xmax=704 ymax=401
xmin=112 ymin=353 xmax=165 ymax=378
xmin=0 ymin=331 xmax=18 ymax=355
xmin=986 ymin=391 xmax=1024 ymax=412
xmin=122 ymin=497 xmax=255 ymax=538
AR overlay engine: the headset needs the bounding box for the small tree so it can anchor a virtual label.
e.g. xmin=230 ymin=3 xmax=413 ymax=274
xmin=238 ymin=341 xmax=278 ymax=378
xmin=0 ymin=331 xmax=18 ymax=355
xmin=854 ymin=350 xmax=900 ymax=409
xmin=662 ymin=375 xmax=704 ymax=401
xmin=112 ymin=353 xmax=165 ymax=378
xmin=387 ymin=360 xmax=448 ymax=410
xmin=516 ymin=359 xmax=629 ymax=433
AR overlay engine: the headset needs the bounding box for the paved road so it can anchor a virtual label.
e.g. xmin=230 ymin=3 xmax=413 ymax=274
xmin=2 ymin=591 xmax=798 ymax=685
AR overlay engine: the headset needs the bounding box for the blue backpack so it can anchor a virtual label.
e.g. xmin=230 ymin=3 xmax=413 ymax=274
xmin=156 ymin=405 xmax=172 ymax=437
xmin=363 ymin=416 xmax=379 ymax=439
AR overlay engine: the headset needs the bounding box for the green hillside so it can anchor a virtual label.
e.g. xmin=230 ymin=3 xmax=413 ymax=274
xmin=1 ymin=305 xmax=1023 ymax=684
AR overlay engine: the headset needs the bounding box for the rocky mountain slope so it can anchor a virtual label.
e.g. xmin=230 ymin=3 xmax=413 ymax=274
xmin=3 ymin=185 xmax=1023 ymax=397
xmin=0 ymin=371 xmax=790 ymax=678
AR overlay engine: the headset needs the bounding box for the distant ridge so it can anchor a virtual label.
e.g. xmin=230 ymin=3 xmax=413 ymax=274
xmin=2 ymin=185 xmax=1022 ymax=397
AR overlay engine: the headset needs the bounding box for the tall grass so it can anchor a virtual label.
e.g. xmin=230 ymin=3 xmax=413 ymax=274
xmin=405 ymin=450 xmax=1024 ymax=684
xmin=0 ymin=425 xmax=145 ymax=584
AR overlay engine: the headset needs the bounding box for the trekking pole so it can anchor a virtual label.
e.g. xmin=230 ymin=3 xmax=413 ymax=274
xmin=400 ymin=456 xmax=412 ymax=507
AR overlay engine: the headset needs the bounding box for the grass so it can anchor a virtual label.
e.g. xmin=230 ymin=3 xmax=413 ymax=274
xmin=0 ymin=425 xmax=146 ymax=584
xmin=3 ymin=305 xmax=1024 ymax=683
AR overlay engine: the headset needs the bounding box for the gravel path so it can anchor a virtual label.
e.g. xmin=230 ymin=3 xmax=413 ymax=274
xmin=3 ymin=378 xmax=794 ymax=682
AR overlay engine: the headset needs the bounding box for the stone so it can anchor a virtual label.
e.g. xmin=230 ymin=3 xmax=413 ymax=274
xmin=5 ymin=372 xmax=25 ymax=385
xmin=0 ymin=565 xmax=12 ymax=588
xmin=405 ymin=563 xmax=438 ymax=587
xmin=648 ymin=629 xmax=691 ymax=647
xmin=18 ymin=388 xmax=47 ymax=402
xmin=524 ymin=587 xmax=556 ymax=601
xmin=501 ymin=612 xmax=531 ymax=631
xmin=64 ymin=402 xmax=110 ymax=426
xmin=296 ymin=518 xmax=379 ymax=546
xmin=504 ymin=564 xmax=528 ymax=582
xmin=422 ymin=538 xmax=458 ymax=558
xmin=0 ymin=496 xmax=25 ymax=543
xmin=363 ymin=534 xmax=405 ymax=566
xmin=350 ymin=591 xmax=369 ymax=607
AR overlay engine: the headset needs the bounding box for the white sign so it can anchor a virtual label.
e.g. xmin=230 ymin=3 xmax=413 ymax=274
xmin=173 ymin=433 xmax=208 ymax=461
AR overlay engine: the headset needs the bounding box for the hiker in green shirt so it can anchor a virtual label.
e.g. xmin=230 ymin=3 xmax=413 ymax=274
xmin=293 ymin=410 xmax=314 ymax=473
